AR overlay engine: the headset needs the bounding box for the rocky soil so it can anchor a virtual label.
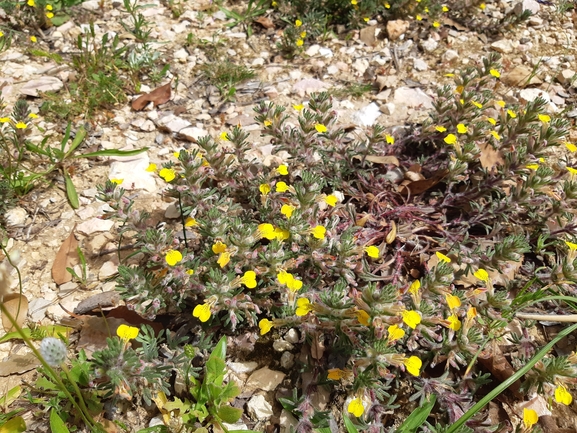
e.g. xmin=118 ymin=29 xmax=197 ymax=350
xmin=1 ymin=0 xmax=577 ymax=431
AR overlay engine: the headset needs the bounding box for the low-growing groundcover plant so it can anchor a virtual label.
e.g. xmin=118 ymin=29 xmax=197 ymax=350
xmin=86 ymin=53 xmax=577 ymax=431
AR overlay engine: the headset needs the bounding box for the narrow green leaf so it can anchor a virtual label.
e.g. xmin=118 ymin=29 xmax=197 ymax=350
xmin=60 ymin=122 xmax=71 ymax=153
xmin=0 ymin=386 xmax=22 ymax=407
xmin=64 ymin=126 xmax=87 ymax=158
xmin=75 ymin=148 xmax=148 ymax=158
xmin=63 ymin=170 xmax=79 ymax=209
xmin=49 ymin=409 xmax=69 ymax=433
xmin=0 ymin=416 xmax=26 ymax=433
xmin=396 ymin=394 xmax=436 ymax=433
xmin=343 ymin=415 xmax=359 ymax=433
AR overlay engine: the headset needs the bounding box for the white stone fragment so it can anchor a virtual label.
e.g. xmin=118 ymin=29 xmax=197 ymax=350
xmin=247 ymin=394 xmax=273 ymax=420
xmin=77 ymin=218 xmax=115 ymax=235
xmin=245 ymin=367 xmax=285 ymax=392
xmin=351 ymin=102 xmax=381 ymax=127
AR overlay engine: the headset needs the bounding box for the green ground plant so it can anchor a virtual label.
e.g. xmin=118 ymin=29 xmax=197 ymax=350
xmin=199 ymin=60 xmax=256 ymax=101
xmin=89 ymin=52 xmax=577 ymax=431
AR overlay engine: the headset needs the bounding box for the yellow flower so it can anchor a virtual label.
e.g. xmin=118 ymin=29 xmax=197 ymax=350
xmin=315 ymin=123 xmax=327 ymax=133
xmin=259 ymin=183 xmax=271 ymax=195
xmin=347 ymin=397 xmax=364 ymax=417
xmin=212 ymin=241 xmax=227 ymax=254
xmin=165 ymin=250 xmax=183 ymax=266
xmin=296 ymin=39 xmax=304 ymax=47
xmin=193 ymin=303 xmax=211 ymax=322
xmin=281 ymin=204 xmax=296 ymax=218
xmin=432 ymin=21 xmax=440 ymax=28
xmin=300 ymin=31 xmax=307 ymax=38
xmin=538 ymin=114 xmax=551 ymax=123
xmin=385 ymin=134 xmax=395 ymax=144
xmin=311 ymin=225 xmax=326 ymax=239
xmin=472 ymin=101 xmax=483 ymax=108
xmin=416 ymin=14 xmax=422 ymax=21
xmin=295 ymin=19 xmax=302 ymax=27
xmin=565 ymin=241 xmax=577 ymax=251
xmin=159 ymin=167 xmax=176 ymax=182
xmin=173 ymin=151 xmax=180 ymax=158
xmin=286 ymin=276 xmax=303 ymax=292
xmin=387 ymin=324 xmax=405 ymax=341
xmin=220 ymin=131 xmax=229 ymax=140
xmin=110 ymin=178 xmax=124 ymax=185
xmin=444 ymin=134 xmax=457 ymax=145
xmin=327 ymin=368 xmax=347 ymax=380
xmin=29 ymin=113 xmax=39 ymax=118
xmin=46 ymin=12 xmax=54 ymax=18
xmin=276 ymin=181 xmax=289 ymax=192
xmin=507 ymin=109 xmax=517 ymax=118
xmin=409 ymin=279 xmax=420 ymax=294
xmin=489 ymin=69 xmax=500 ymax=78
xmin=264 ymin=120 xmax=272 ymax=127
xmin=0 ymin=31 xmax=3 ymax=38
xmin=523 ymin=408 xmax=538 ymax=429
xmin=356 ymin=310 xmax=370 ymax=326
xmin=277 ymin=164 xmax=289 ymax=175
xmin=435 ymin=126 xmax=447 ymax=132
xmin=325 ymin=194 xmax=338 ymax=207
xmin=0 ymin=117 xmax=9 ymax=123
xmin=15 ymin=121 xmax=27 ymax=129
xmin=240 ymin=270 xmax=257 ymax=289
xmin=442 ymin=5 xmax=449 ymax=11
xmin=30 ymin=36 xmax=37 ymax=43
xmin=474 ymin=268 xmax=489 ymax=282
xmin=555 ymin=384 xmax=573 ymax=405
xmin=351 ymin=0 xmax=357 ymax=4
xmin=447 ymin=314 xmax=461 ymax=331
xmin=446 ymin=294 xmax=461 ymax=310
xmin=27 ymin=0 xmax=35 ymax=6
xmin=567 ymin=167 xmax=577 ymax=176
xmin=259 ymin=318 xmax=273 ymax=335
xmin=46 ymin=4 xmax=53 ymax=10
xmin=489 ymin=130 xmax=501 ymax=140
xmin=496 ymin=100 xmax=506 ymax=108
xmin=402 ymin=310 xmax=421 ymax=329
xmin=293 ymin=104 xmax=304 ymax=111
xmin=116 ymin=324 xmax=139 ymax=340
xmin=272 ymin=1 xmax=277 ymax=6
xmin=217 ymin=252 xmax=231 ymax=268
xmin=487 ymin=117 xmax=497 ymax=125
xmin=444 ymin=73 xmax=455 ymax=77
xmin=277 ymin=270 xmax=290 ymax=285
xmin=274 ymin=227 xmax=290 ymax=241
xmin=436 ymin=251 xmax=451 ymax=263
xmin=146 ymin=163 xmax=157 ymax=172
xmin=364 ymin=245 xmax=379 ymax=259
xmin=456 ymin=124 xmax=468 ymax=134
xmin=480 ymin=2 xmax=486 ymax=10
xmin=526 ymin=163 xmax=539 ymax=170
xmin=295 ymin=298 xmax=313 ymax=316
xmin=186 ymin=269 xmax=194 ymax=275
xmin=404 ymin=356 xmax=422 ymax=376
xmin=384 ymin=2 xmax=390 ymax=8
xmin=258 ymin=223 xmax=276 ymax=240
xmin=185 ymin=217 xmax=198 ymax=227
xmin=467 ymin=306 xmax=477 ymax=320
xmin=566 ymin=142 xmax=577 ymax=152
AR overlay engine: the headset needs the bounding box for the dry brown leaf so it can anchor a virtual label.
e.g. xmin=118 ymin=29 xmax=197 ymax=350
xmin=398 ymin=169 xmax=449 ymax=196
xmin=478 ymin=342 xmax=522 ymax=398
xmin=479 ymin=142 xmax=504 ymax=171
xmin=441 ymin=17 xmax=468 ymax=31
xmin=359 ymin=25 xmax=377 ymax=46
xmin=254 ymin=16 xmax=275 ymax=29
xmin=52 ymin=227 xmax=78 ymax=285
xmin=310 ymin=333 xmax=325 ymax=360
xmin=2 ymin=293 xmax=29 ymax=332
xmin=386 ymin=221 xmax=397 ymax=244
xmin=131 ymin=82 xmax=172 ymax=111
xmin=353 ymin=155 xmax=400 ymax=166
xmin=0 ymin=353 xmax=40 ymax=377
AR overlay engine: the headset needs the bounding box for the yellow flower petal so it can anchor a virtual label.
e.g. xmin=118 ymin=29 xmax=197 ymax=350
xmin=474 ymin=268 xmax=489 ymax=282
xmin=489 ymin=69 xmax=500 ymax=78
xmin=241 ymin=270 xmax=257 ymax=289
xmin=274 ymin=227 xmax=290 ymax=241
xmin=436 ymin=251 xmax=451 ymax=263
xmin=264 ymin=120 xmax=272 ymax=127
xmin=444 ymin=134 xmax=457 ymax=145
xmin=165 ymin=250 xmax=183 ymax=266
xmin=325 ymin=194 xmax=338 ymax=207
xmin=159 ymin=167 xmax=176 ymax=182
xmin=295 ymin=19 xmax=302 ymax=27
xmin=568 ymin=167 xmax=577 ymax=176
xmin=259 ymin=183 xmax=271 ymax=195
xmin=276 ymin=181 xmax=289 ymax=193
xmin=193 ymin=303 xmax=211 ymax=322
xmin=526 ymin=163 xmax=539 ymax=170
xmin=281 ymin=204 xmax=296 ymax=218
xmin=212 ymin=241 xmax=227 ymax=254
xmin=293 ymin=104 xmax=304 ymax=111
xmin=286 ymin=276 xmax=303 ymax=292
xmin=15 ymin=121 xmax=27 ymax=129
xmin=356 ymin=310 xmax=370 ymax=326
xmin=364 ymin=245 xmax=379 ymax=259
xmin=402 ymin=310 xmax=421 ymax=329
xmin=258 ymin=223 xmax=276 ymax=240
xmin=277 ymin=164 xmax=289 ymax=175
xmin=555 ymin=384 xmax=573 ymax=406
xmin=327 ymin=368 xmax=347 ymax=380
xmin=565 ymin=241 xmax=577 ymax=251
xmin=404 ymin=356 xmax=422 ymax=376
xmin=432 ymin=21 xmax=441 ymax=28
xmin=315 ymin=123 xmax=327 ymax=133
xmin=110 ymin=178 xmax=123 ymax=185
xmin=116 ymin=324 xmax=139 ymax=340
xmin=30 ymin=36 xmax=37 ymax=43
xmin=217 ymin=251 xmax=231 ymax=268
xmin=566 ymin=142 xmax=577 ymax=152
xmin=446 ymin=294 xmax=461 ymax=310
xmin=435 ymin=126 xmax=447 ymax=132
xmin=259 ymin=318 xmax=273 ymax=335
xmin=220 ymin=131 xmax=229 ymax=140
xmin=385 ymin=134 xmax=395 ymax=144
xmin=507 ymin=109 xmax=517 ymax=118
xmin=347 ymin=397 xmax=364 ymax=417
xmin=523 ymin=408 xmax=538 ymax=429
xmin=456 ymin=123 xmax=468 ymax=134
xmin=146 ymin=163 xmax=157 ymax=172
xmin=295 ymin=298 xmax=312 ymax=316
xmin=490 ymin=130 xmax=501 ymax=140
xmin=447 ymin=313 xmax=461 ymax=331
xmin=185 ymin=217 xmax=198 ymax=227
xmin=311 ymin=225 xmax=326 ymax=239
xmin=538 ymin=113 xmax=551 ymax=123
xmin=387 ymin=324 xmax=405 ymax=342
xmin=409 ymin=280 xmax=420 ymax=294
xmin=487 ymin=117 xmax=497 ymax=125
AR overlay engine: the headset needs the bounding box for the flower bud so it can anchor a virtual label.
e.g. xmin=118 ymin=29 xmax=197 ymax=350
xmin=39 ymin=337 xmax=67 ymax=366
